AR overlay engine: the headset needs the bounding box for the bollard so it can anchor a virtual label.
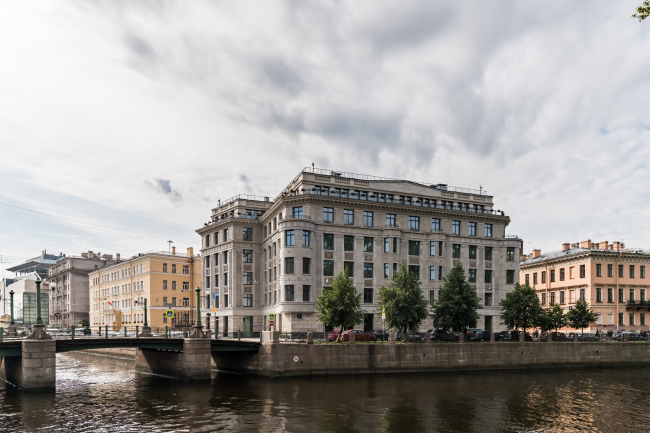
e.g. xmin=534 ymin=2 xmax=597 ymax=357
xmin=71 ymin=326 xmax=75 ymax=340
xmin=124 ymin=326 xmax=127 ymax=337
xmin=599 ymin=331 xmax=605 ymax=342
xmin=165 ymin=326 xmax=168 ymax=338
xmin=105 ymin=325 xmax=108 ymax=339
xmin=490 ymin=331 xmax=496 ymax=343
xmin=238 ymin=329 xmax=241 ymax=341
xmin=623 ymin=333 xmax=629 ymax=342
xmin=389 ymin=332 xmax=396 ymax=344
xmin=574 ymin=333 xmax=579 ymax=342
xmin=425 ymin=331 xmax=431 ymax=343
xmin=98 ymin=326 xmax=101 ymax=337
xmin=0 ymin=327 xmax=3 ymax=342
xmin=458 ymin=332 xmax=465 ymax=343
xmin=136 ymin=326 xmax=139 ymax=338
xmin=307 ymin=332 xmax=314 ymax=344
xmin=646 ymin=333 xmax=650 ymax=343
xmin=349 ymin=332 xmax=356 ymax=345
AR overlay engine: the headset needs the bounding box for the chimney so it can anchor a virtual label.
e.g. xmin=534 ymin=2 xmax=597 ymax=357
xmin=598 ymin=241 xmax=609 ymax=250
xmin=532 ymin=249 xmax=541 ymax=258
xmin=580 ymin=239 xmax=592 ymax=249
xmin=88 ymin=251 xmax=94 ymax=258
xmin=613 ymin=242 xmax=621 ymax=252
xmin=562 ymin=243 xmax=570 ymax=251
xmin=116 ymin=253 xmax=120 ymax=261
xmin=172 ymin=246 xmax=176 ymax=255
xmin=187 ymin=247 xmax=194 ymax=257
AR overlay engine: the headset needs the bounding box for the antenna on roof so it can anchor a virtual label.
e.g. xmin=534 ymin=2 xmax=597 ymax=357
xmin=167 ymin=240 xmax=173 ymax=252
xmin=479 ymin=185 xmax=483 ymax=194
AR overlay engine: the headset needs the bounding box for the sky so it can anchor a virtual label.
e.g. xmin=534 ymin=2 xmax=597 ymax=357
xmin=1 ymin=1 xmax=649 ymax=276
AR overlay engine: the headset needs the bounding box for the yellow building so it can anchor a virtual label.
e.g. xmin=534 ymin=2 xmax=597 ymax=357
xmin=88 ymin=247 xmax=202 ymax=330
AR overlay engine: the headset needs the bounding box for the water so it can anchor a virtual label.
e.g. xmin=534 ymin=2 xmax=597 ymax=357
xmin=1 ymin=352 xmax=650 ymax=432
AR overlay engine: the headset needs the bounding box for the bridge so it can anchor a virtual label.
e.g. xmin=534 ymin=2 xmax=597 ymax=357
xmin=0 ymin=333 xmax=260 ymax=391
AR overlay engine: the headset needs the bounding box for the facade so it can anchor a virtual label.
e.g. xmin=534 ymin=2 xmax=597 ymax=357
xmin=520 ymin=240 xmax=650 ymax=333
xmin=47 ymin=251 xmax=117 ymax=328
xmin=196 ymin=168 xmax=521 ymax=335
xmin=0 ymin=272 xmax=48 ymax=325
xmin=3 ymin=251 xmax=60 ymax=318
xmin=88 ymin=248 xmax=201 ymax=330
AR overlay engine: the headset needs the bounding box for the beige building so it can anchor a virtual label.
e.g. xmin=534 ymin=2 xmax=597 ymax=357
xmin=196 ymin=168 xmax=521 ymax=334
xmin=88 ymin=248 xmax=202 ymax=330
xmin=520 ymin=240 xmax=650 ymax=333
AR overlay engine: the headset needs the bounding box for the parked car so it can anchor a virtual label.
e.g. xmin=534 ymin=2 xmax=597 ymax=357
xmin=373 ymin=329 xmax=390 ymax=341
xmin=395 ymin=330 xmax=424 ymax=342
xmin=540 ymin=332 xmax=568 ymax=342
xmin=327 ymin=330 xmax=342 ymax=341
xmin=613 ymin=331 xmax=644 ymax=341
xmin=429 ymin=329 xmax=459 ymax=342
xmin=467 ymin=328 xmax=491 ymax=342
xmin=340 ymin=330 xmax=377 ymax=342
xmin=578 ymin=332 xmax=598 ymax=342
xmin=498 ymin=330 xmax=533 ymax=341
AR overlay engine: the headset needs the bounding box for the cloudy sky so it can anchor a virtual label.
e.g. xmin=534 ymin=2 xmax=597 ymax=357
xmin=1 ymin=1 xmax=649 ymax=275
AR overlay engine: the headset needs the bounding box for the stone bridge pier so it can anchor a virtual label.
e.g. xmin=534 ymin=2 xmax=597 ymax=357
xmin=0 ymin=333 xmax=56 ymax=392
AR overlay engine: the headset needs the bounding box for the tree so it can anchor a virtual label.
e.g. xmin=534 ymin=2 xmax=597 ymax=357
xmin=314 ymin=269 xmax=364 ymax=342
xmin=633 ymin=1 xmax=650 ymax=21
xmin=566 ymin=299 xmax=598 ymax=334
xmin=431 ymin=263 xmax=480 ymax=333
xmin=546 ymin=304 xmax=568 ymax=333
xmin=499 ymin=282 xmax=543 ymax=337
xmin=378 ymin=265 xmax=429 ymax=333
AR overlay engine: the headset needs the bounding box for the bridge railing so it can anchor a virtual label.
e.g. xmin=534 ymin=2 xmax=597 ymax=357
xmin=215 ymin=331 xmax=262 ymax=341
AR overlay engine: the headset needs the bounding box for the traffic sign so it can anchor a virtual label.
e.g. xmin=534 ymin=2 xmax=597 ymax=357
xmin=268 ymin=313 xmax=276 ymax=321
xmin=212 ymin=292 xmax=217 ymax=300
xmin=382 ymin=306 xmax=386 ymax=320
xmin=212 ymin=308 xmax=217 ymax=313
xmin=569 ymin=306 xmax=573 ymax=310
xmin=165 ymin=310 xmax=174 ymax=318
xmin=269 ymin=320 xmax=275 ymax=326
xmin=293 ymin=356 xmax=299 ymax=363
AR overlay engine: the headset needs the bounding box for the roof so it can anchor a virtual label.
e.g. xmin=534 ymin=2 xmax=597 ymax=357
xmin=520 ymin=247 xmax=650 ymax=266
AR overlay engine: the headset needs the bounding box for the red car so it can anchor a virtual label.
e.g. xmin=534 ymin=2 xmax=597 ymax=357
xmin=327 ymin=330 xmax=342 ymax=341
xmin=340 ymin=330 xmax=377 ymax=342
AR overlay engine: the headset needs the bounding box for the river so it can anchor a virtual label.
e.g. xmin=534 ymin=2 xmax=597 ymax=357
xmin=1 ymin=351 xmax=650 ymax=432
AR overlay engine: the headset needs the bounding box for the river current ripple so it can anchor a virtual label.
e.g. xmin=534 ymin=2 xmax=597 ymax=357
xmin=1 ymin=351 xmax=650 ymax=432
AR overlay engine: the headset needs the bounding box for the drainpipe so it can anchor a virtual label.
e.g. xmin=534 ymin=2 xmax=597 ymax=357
xmin=544 ymin=260 xmax=549 ymax=309
xmin=616 ymin=251 xmax=622 ymax=332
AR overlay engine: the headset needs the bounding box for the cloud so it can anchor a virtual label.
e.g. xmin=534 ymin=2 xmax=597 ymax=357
xmin=146 ymin=179 xmax=183 ymax=203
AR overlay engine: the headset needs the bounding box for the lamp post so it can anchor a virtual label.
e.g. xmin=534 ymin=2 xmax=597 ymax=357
xmin=190 ymin=286 xmax=204 ymax=338
xmin=141 ymin=297 xmax=151 ymax=336
xmin=36 ymin=277 xmax=43 ymax=325
xmin=9 ymin=290 xmax=15 ymax=325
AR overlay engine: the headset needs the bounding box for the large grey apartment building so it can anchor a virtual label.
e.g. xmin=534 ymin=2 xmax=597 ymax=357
xmin=196 ymin=168 xmax=521 ymax=334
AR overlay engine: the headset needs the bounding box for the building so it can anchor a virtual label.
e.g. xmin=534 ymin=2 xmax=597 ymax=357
xmin=0 ymin=272 xmax=49 ymax=325
xmin=520 ymin=240 xmax=650 ymax=333
xmin=88 ymin=248 xmax=201 ymax=330
xmin=196 ymin=167 xmax=521 ymax=335
xmin=47 ymin=251 xmax=117 ymax=328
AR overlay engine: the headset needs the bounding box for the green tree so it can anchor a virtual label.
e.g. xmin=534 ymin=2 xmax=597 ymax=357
xmin=633 ymin=1 xmax=650 ymax=21
xmin=566 ymin=299 xmax=598 ymax=334
xmin=378 ymin=265 xmax=429 ymax=333
xmin=546 ymin=304 xmax=568 ymax=332
xmin=314 ymin=269 xmax=364 ymax=342
xmin=499 ymin=282 xmax=543 ymax=336
xmin=431 ymin=263 xmax=480 ymax=333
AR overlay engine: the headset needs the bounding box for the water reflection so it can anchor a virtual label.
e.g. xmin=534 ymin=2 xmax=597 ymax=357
xmin=1 ymin=352 xmax=650 ymax=432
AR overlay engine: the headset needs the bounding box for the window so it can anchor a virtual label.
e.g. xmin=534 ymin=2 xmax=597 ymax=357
xmin=364 ymin=288 xmax=373 ymax=304
xmin=183 ymin=281 xmax=189 ymax=291
xmin=619 ymin=288 xmax=624 ymax=303
xmin=243 ymin=250 xmax=253 ymax=263
xmin=469 ymin=246 xmax=477 ymax=260
xmin=432 ymin=218 xmax=441 ymax=232
xmin=559 ymin=291 xmax=565 ymax=304
xmin=643 ymin=289 xmax=646 ymax=301
xmin=642 ymin=266 xmax=646 ymax=278
xmin=293 ymin=207 xmax=303 ymax=219
xmin=429 ymin=290 xmax=435 ymax=305
xmin=540 ymin=271 xmax=546 ymax=284
xmin=384 ymin=264 xmax=390 ymax=279
xmin=485 ymin=293 xmax=492 ymax=307
xmin=560 ymin=268 xmax=565 ymax=281
xmin=364 ymin=237 xmax=374 ymax=253
xmin=215 ymin=274 xmax=219 ymax=287
xmin=438 ymin=266 xmax=444 ymax=280
xmin=550 ymin=292 xmax=555 ymax=305
xmin=468 ymin=222 xmax=477 ymax=236
xmin=323 ymin=234 xmax=334 ymax=250
xmin=409 ymin=216 xmax=420 ymax=231
xmin=205 ymin=235 xmax=211 ymax=247
xmin=485 ymin=224 xmax=493 ymax=237
xmin=285 ymin=258 xmax=294 ymax=274
xmin=224 ymin=273 xmax=228 ymax=285
xmin=452 ymin=221 xmax=460 ymax=235
xmin=619 ymin=312 xmax=624 ymax=326
xmin=163 ymin=280 xmax=168 ymax=290
xmin=302 ymin=285 xmax=310 ymax=302
xmin=484 ymin=270 xmax=492 ymax=284
xmin=393 ymin=238 xmax=399 ymax=254
xmin=205 ymin=256 xmax=210 ymax=268
xmin=182 ymin=298 xmax=190 ymax=307
xmin=172 ymin=281 xmax=177 ymax=290
xmin=429 ymin=266 xmax=436 ymax=280
xmin=409 ymin=241 xmax=420 ymax=256
xmin=285 ymin=285 xmax=294 ymax=301
xmin=386 ymin=214 xmax=396 ymax=227
xmin=183 ymin=265 xmax=189 ymax=274
xmin=630 ymin=265 xmax=635 ymax=278
xmin=224 ymin=229 xmax=229 ymax=242
xmin=323 ymin=260 xmax=334 ymax=277
xmin=533 ymin=273 xmax=538 ymax=285
xmin=608 ymin=264 xmax=613 ymax=277
xmin=607 ymin=288 xmax=613 ymax=303
xmin=303 ymin=258 xmax=311 ymax=274
xmin=214 ymin=232 xmax=219 ymax=244
xmin=630 ymin=313 xmax=636 ymax=325
xmin=596 ymin=288 xmax=602 ymax=302
xmin=452 ymin=244 xmax=461 ymax=259
xmin=363 ymin=211 xmax=373 ymax=227
xmin=323 ymin=207 xmax=334 ymax=223
xmin=243 ymin=294 xmax=253 ymax=307
xmin=224 ymin=294 xmax=228 ymax=307
xmin=468 ymin=269 xmax=477 ymax=283
xmin=506 ymin=270 xmax=515 ymax=284
xmin=596 ymin=264 xmax=602 ymax=277
xmin=506 ymin=247 xmax=515 ymax=262
xmin=344 ymin=209 xmax=354 ymax=225
xmin=541 ymin=293 xmax=546 ymax=306
xmin=364 ymin=263 xmax=373 ymax=278
xmin=344 ymin=261 xmax=354 ymax=277
xmin=580 ymin=265 xmax=586 ymax=278
xmin=408 ymin=265 xmax=420 ymax=280
xmin=384 ymin=238 xmax=390 ymax=253
xmin=206 ymin=276 xmax=210 ymax=288
xmin=619 ymin=265 xmax=624 ymax=278
xmin=303 ymin=230 xmax=310 ymax=247
xmin=430 ymin=242 xmax=435 ymax=256
xmin=224 ymin=251 xmax=229 ymax=264
xmin=243 ymin=227 xmax=253 ymax=241
xmin=630 ymin=288 xmax=635 ymax=302
xmin=285 ymin=230 xmax=295 ymax=246
xmin=642 ymin=313 xmax=646 ymax=325
xmin=172 ymin=264 xmax=177 ymax=274
xmin=344 ymin=235 xmax=355 ymax=251
xmin=482 ymin=247 xmax=492 ymax=262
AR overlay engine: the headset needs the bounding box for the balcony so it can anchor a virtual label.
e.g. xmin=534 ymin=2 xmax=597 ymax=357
xmin=626 ymin=300 xmax=650 ymax=310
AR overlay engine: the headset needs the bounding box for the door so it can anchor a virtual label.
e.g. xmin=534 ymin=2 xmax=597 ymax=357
xmin=364 ymin=314 xmax=373 ymax=332
xmin=243 ymin=316 xmax=253 ymax=337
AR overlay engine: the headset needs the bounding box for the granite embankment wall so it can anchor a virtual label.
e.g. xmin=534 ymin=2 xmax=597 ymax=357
xmin=211 ymin=342 xmax=650 ymax=377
